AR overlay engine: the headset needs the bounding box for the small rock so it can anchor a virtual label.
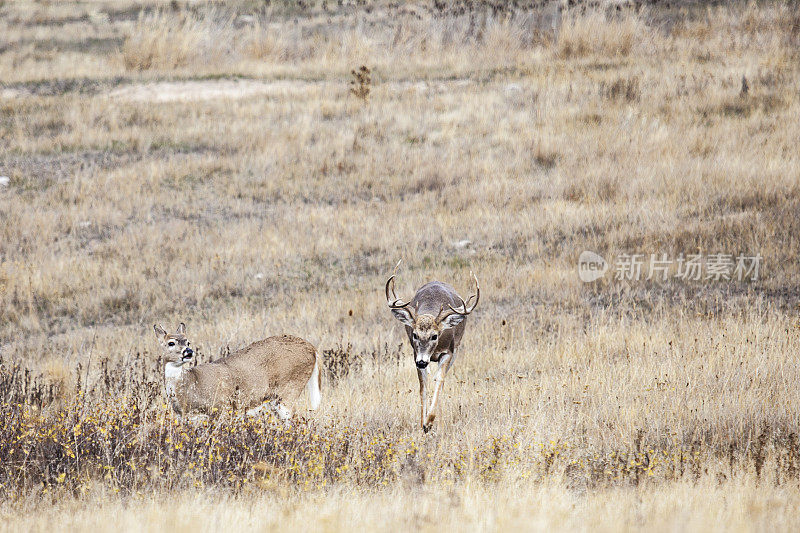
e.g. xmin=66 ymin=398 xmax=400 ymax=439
xmin=0 ymin=176 xmax=9 ymax=187
xmin=453 ymin=239 xmax=472 ymax=249
xmin=254 ymin=273 xmax=264 ymax=280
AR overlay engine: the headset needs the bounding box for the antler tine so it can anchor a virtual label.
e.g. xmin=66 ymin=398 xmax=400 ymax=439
xmin=446 ymin=298 xmax=469 ymax=316
xmin=468 ymin=270 xmax=480 ymax=310
xmin=446 ymin=271 xmax=480 ymax=316
xmin=385 ymin=259 xmax=400 ymax=301
xmin=385 ymin=274 xmax=397 ymax=302
xmin=385 ymin=260 xmax=413 ymax=309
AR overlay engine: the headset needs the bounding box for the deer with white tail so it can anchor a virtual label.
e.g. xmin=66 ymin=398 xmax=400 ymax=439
xmin=385 ymin=262 xmax=479 ymax=432
xmin=153 ymin=323 xmax=321 ymax=421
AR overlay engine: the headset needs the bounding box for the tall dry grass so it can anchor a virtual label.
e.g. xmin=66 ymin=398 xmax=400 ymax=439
xmin=117 ymin=1 xmax=568 ymax=74
xmin=1 ymin=0 xmax=800 ymax=530
xmin=121 ymin=8 xmax=241 ymax=71
xmin=557 ymin=11 xmax=646 ymax=58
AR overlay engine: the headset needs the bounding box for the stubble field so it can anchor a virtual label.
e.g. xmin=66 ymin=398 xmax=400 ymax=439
xmin=1 ymin=0 xmax=800 ymax=530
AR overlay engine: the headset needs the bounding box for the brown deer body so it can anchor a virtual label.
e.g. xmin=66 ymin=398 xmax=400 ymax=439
xmin=386 ymin=266 xmax=479 ymax=432
xmin=154 ymin=324 xmax=321 ymax=421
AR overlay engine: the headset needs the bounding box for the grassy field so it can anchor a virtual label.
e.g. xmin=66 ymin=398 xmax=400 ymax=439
xmin=1 ymin=0 xmax=800 ymax=530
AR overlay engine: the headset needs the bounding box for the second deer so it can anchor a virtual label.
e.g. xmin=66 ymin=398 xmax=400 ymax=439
xmin=385 ymin=265 xmax=479 ymax=432
xmin=153 ymin=323 xmax=321 ymax=422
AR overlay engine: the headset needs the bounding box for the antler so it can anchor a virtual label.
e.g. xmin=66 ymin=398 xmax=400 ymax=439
xmin=385 ymin=259 xmax=414 ymax=311
xmin=437 ymin=271 xmax=480 ymax=321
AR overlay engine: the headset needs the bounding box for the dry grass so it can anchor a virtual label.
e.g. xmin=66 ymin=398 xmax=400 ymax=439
xmin=1 ymin=0 xmax=800 ymax=530
xmin=557 ymin=11 xmax=646 ymax=58
xmin=121 ymin=9 xmax=214 ymax=71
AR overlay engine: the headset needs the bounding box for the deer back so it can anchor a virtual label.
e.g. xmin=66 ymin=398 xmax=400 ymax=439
xmin=177 ymin=334 xmax=317 ymax=412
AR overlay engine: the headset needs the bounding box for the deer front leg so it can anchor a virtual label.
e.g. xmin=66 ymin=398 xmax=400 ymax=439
xmin=417 ymin=367 xmax=429 ymax=432
xmin=424 ymin=353 xmax=453 ymax=431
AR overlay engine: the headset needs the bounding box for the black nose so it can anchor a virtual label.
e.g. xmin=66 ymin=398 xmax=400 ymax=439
xmin=416 ymin=361 xmax=428 ymax=369
xmin=182 ymin=348 xmax=193 ymax=359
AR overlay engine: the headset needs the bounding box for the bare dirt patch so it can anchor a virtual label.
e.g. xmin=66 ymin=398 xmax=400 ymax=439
xmin=106 ymin=78 xmax=331 ymax=103
xmin=1 ymin=75 xmax=477 ymax=102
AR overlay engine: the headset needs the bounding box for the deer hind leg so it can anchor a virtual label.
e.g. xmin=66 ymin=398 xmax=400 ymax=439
xmin=185 ymin=413 xmax=210 ymax=424
xmin=418 ymin=367 xmax=429 ymax=432
xmin=272 ymin=401 xmax=292 ymax=422
xmin=259 ymin=399 xmax=292 ymax=426
xmin=246 ymin=400 xmax=291 ymax=425
xmin=424 ymin=353 xmax=454 ymax=432
xmin=246 ymin=403 xmax=269 ymax=417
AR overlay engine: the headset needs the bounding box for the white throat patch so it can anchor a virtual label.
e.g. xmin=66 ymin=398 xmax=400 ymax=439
xmin=164 ymin=361 xmax=187 ymax=397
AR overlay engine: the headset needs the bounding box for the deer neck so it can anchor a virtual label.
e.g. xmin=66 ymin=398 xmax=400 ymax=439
xmin=164 ymin=361 xmax=190 ymax=399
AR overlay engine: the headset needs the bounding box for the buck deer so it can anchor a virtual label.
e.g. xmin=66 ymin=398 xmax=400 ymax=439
xmin=385 ymin=266 xmax=479 ymax=432
xmin=153 ymin=323 xmax=321 ymax=421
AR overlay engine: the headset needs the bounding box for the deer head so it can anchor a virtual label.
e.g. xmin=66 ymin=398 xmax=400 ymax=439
xmin=386 ymin=269 xmax=479 ymax=369
xmin=153 ymin=322 xmax=195 ymax=368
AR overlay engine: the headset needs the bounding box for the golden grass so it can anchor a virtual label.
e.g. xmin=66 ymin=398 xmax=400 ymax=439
xmin=121 ymin=9 xmax=212 ymax=71
xmin=5 ymin=480 xmax=800 ymax=532
xmin=1 ymin=0 xmax=800 ymax=529
xmin=556 ymin=11 xmax=647 ymax=58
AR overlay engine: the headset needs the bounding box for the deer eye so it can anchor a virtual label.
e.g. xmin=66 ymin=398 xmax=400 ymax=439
xmin=412 ymin=333 xmax=418 ymax=341
xmin=168 ymin=341 xmax=175 ymax=347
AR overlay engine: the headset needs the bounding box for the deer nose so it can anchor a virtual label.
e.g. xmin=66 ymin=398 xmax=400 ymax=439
xmin=182 ymin=347 xmax=193 ymax=359
xmin=415 ymin=360 xmax=428 ymax=369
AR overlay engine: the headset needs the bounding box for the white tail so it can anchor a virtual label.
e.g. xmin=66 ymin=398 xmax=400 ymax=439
xmin=306 ymin=355 xmax=322 ymax=410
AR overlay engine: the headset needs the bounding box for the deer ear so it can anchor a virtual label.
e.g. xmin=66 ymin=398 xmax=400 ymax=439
xmin=154 ymin=324 xmax=167 ymax=338
xmin=176 ymin=322 xmax=186 ymax=335
xmin=390 ymin=308 xmax=415 ymax=328
xmin=441 ymin=313 xmax=466 ymax=329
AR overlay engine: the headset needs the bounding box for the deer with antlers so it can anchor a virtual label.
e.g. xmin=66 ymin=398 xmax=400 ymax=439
xmin=385 ymin=263 xmax=479 ymax=432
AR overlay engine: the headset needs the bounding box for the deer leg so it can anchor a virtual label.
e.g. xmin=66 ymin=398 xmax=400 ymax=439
xmin=274 ymin=401 xmax=292 ymax=422
xmin=246 ymin=403 xmax=269 ymax=417
xmin=249 ymin=400 xmax=292 ymax=425
xmin=417 ymin=367 xmax=429 ymax=432
xmin=269 ymin=400 xmax=292 ymax=426
xmin=425 ymin=353 xmax=453 ymax=431
xmin=183 ymin=413 xmax=210 ymax=426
